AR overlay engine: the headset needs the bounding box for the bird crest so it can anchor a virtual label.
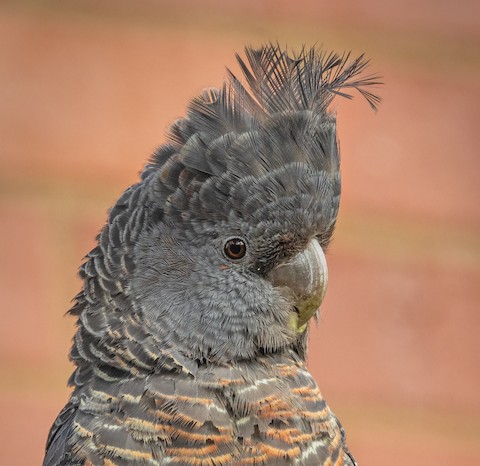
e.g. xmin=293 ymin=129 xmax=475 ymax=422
xmin=168 ymin=42 xmax=381 ymax=145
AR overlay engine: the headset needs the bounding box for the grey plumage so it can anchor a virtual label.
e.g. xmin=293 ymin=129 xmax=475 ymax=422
xmin=44 ymin=43 xmax=379 ymax=465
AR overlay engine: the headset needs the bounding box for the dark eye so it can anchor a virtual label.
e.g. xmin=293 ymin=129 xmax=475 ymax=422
xmin=224 ymin=238 xmax=247 ymax=260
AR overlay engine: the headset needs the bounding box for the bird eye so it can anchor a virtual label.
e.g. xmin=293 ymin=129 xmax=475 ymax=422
xmin=224 ymin=238 xmax=247 ymax=260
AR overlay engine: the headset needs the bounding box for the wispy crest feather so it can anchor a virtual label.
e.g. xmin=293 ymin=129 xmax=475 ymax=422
xmin=179 ymin=43 xmax=381 ymax=144
xmin=228 ymin=43 xmax=381 ymax=117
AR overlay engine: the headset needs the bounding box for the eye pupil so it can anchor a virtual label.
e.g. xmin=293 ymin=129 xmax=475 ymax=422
xmin=224 ymin=238 xmax=246 ymax=260
xmin=230 ymin=243 xmax=241 ymax=255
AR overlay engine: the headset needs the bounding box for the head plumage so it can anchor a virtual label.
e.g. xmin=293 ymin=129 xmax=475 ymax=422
xmin=231 ymin=43 xmax=381 ymax=115
xmin=143 ymin=43 xmax=380 ymax=232
xmin=67 ymin=44 xmax=380 ymax=380
xmin=165 ymin=43 xmax=381 ymax=145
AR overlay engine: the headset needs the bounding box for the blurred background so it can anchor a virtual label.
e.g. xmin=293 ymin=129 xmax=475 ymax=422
xmin=1 ymin=1 xmax=479 ymax=464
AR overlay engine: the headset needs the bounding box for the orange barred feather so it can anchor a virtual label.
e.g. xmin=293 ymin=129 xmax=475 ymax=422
xmin=48 ymin=351 xmax=355 ymax=465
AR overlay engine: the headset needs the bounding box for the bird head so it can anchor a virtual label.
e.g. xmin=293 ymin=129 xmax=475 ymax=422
xmin=72 ymin=44 xmax=380 ymax=373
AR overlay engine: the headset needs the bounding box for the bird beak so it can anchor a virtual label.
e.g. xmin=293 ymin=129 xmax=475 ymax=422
xmin=267 ymin=238 xmax=328 ymax=333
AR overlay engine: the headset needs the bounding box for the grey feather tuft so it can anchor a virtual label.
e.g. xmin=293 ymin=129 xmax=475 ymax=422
xmin=164 ymin=43 xmax=381 ymax=150
xmin=231 ymin=44 xmax=382 ymax=114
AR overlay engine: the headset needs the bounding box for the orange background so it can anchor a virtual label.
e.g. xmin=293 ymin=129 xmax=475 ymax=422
xmin=1 ymin=1 xmax=479 ymax=464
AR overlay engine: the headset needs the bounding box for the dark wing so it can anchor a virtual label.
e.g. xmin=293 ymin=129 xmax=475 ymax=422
xmin=44 ymin=372 xmax=236 ymax=466
xmin=44 ymin=402 xmax=79 ymax=466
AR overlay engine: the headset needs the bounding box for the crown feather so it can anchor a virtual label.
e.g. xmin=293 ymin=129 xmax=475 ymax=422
xmin=229 ymin=43 xmax=382 ymax=117
xmin=173 ymin=43 xmax=381 ymax=147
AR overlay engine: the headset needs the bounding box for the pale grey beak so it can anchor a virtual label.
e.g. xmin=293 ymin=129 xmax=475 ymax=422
xmin=267 ymin=238 xmax=328 ymax=332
